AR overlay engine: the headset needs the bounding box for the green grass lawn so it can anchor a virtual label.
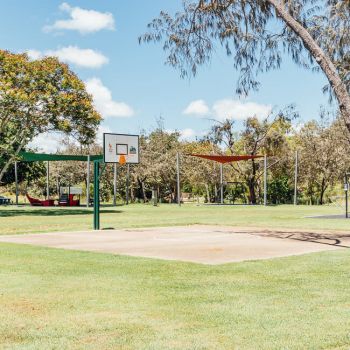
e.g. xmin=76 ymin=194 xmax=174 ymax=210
xmin=1 ymin=243 xmax=350 ymax=349
xmin=1 ymin=204 xmax=350 ymax=349
xmin=0 ymin=203 xmax=348 ymax=235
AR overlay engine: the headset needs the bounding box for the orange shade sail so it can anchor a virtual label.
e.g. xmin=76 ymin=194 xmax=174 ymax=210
xmin=188 ymin=154 xmax=264 ymax=164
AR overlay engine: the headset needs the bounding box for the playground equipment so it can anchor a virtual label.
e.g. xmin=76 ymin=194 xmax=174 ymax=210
xmin=58 ymin=186 xmax=82 ymax=206
xmin=26 ymin=193 xmax=55 ymax=206
xmin=15 ymin=152 xmax=102 ymax=207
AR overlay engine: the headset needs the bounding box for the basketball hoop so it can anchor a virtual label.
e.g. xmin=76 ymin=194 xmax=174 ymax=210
xmin=119 ymin=154 xmax=126 ymax=165
xmin=103 ymin=133 xmax=140 ymax=165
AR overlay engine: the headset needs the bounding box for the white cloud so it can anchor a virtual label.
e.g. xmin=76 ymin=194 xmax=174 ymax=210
xmin=26 ymin=49 xmax=42 ymax=60
xmin=96 ymin=125 xmax=112 ymax=145
xmin=26 ymin=46 xmax=108 ymax=69
xmin=29 ymin=132 xmax=64 ymax=153
xmin=85 ymin=78 xmax=134 ymax=118
xmin=212 ymin=99 xmax=272 ymax=120
xmin=165 ymin=128 xmax=201 ymax=141
xmin=44 ymin=2 xmax=115 ymax=34
xmin=183 ymin=98 xmax=272 ymax=120
xmin=180 ymin=128 xmax=196 ymax=140
xmin=183 ymin=99 xmax=210 ymax=116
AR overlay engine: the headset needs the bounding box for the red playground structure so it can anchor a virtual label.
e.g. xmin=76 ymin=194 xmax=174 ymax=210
xmin=26 ymin=186 xmax=81 ymax=207
xmin=26 ymin=194 xmax=55 ymax=206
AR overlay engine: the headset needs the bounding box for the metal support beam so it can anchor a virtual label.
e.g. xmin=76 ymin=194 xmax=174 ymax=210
xmin=176 ymin=152 xmax=181 ymax=206
xmin=46 ymin=161 xmax=50 ymax=200
xmin=294 ymin=150 xmax=298 ymax=205
xmin=126 ymin=164 xmax=130 ymax=205
xmin=14 ymin=161 xmax=18 ymax=205
xmin=86 ymin=155 xmax=90 ymax=208
xmin=220 ymin=163 xmax=223 ymax=204
xmin=263 ymin=155 xmax=267 ymax=206
xmin=113 ymin=163 xmax=117 ymax=206
xmin=93 ymin=161 xmax=100 ymax=230
xmin=345 ymin=173 xmax=349 ymax=219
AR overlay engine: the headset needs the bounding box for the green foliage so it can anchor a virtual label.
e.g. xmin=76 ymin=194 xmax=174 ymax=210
xmin=267 ymin=175 xmax=293 ymax=204
xmin=0 ymin=50 xmax=101 ymax=183
xmin=140 ymin=1 xmax=349 ymax=96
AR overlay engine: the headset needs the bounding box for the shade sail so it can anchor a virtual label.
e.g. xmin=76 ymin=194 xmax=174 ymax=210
xmin=188 ymin=154 xmax=264 ymax=164
xmin=19 ymin=152 xmax=103 ymax=162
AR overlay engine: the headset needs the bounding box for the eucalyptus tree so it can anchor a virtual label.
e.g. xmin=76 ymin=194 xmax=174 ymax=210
xmin=297 ymin=117 xmax=350 ymax=204
xmin=205 ymin=108 xmax=293 ymax=203
xmin=141 ymin=0 xmax=350 ymax=130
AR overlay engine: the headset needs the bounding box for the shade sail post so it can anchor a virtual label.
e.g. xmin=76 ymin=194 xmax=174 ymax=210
xmin=263 ymin=155 xmax=267 ymax=206
xmin=177 ymin=152 xmax=181 ymax=206
xmin=220 ymin=163 xmax=223 ymax=204
xmin=294 ymin=150 xmax=298 ymax=205
xmin=86 ymin=155 xmax=90 ymax=208
xmin=46 ymin=161 xmax=50 ymax=200
xmin=14 ymin=161 xmax=18 ymax=205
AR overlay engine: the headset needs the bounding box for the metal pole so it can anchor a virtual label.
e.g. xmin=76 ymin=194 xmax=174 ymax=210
xmin=126 ymin=164 xmax=130 ymax=205
xmin=14 ymin=161 xmax=18 ymax=205
xmin=176 ymin=152 xmax=181 ymax=206
xmin=346 ymin=174 xmax=349 ymax=219
xmin=113 ymin=163 xmax=117 ymax=206
xmin=46 ymin=161 xmax=50 ymax=199
xmin=86 ymin=155 xmax=90 ymax=208
xmin=263 ymin=155 xmax=267 ymax=206
xmin=93 ymin=161 xmax=100 ymax=230
xmin=294 ymin=150 xmax=298 ymax=205
xmin=220 ymin=163 xmax=223 ymax=204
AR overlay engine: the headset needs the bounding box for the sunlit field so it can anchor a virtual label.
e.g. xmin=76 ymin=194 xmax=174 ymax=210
xmin=1 ymin=204 xmax=350 ymax=349
xmin=0 ymin=203 xmax=347 ymax=235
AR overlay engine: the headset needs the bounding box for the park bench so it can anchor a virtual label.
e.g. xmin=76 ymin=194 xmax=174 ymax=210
xmin=0 ymin=196 xmax=11 ymax=205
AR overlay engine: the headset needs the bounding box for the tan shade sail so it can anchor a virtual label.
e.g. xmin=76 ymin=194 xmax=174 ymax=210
xmin=188 ymin=154 xmax=264 ymax=164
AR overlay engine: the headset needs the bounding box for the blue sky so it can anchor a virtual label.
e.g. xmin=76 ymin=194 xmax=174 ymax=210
xmin=1 ymin=0 xmax=332 ymax=151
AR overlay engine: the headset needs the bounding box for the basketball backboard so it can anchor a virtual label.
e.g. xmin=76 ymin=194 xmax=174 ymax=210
xmin=103 ymin=133 xmax=139 ymax=164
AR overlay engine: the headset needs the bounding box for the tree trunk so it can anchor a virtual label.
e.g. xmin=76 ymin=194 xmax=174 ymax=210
xmin=205 ymin=184 xmax=210 ymax=203
xmin=319 ymin=178 xmax=328 ymax=205
xmin=248 ymin=180 xmax=257 ymax=204
xmin=141 ymin=181 xmax=147 ymax=203
xmin=0 ymin=137 xmax=27 ymax=184
xmin=268 ymin=0 xmax=350 ymax=131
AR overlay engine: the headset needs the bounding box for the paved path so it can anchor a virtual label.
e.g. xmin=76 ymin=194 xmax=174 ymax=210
xmin=0 ymin=225 xmax=349 ymax=264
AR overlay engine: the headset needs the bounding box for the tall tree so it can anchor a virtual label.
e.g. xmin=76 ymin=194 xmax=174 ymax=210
xmin=297 ymin=117 xmax=350 ymax=204
xmin=206 ymin=110 xmax=293 ymax=203
xmin=0 ymin=50 xmax=101 ymax=183
xmin=140 ymin=0 xmax=350 ymax=131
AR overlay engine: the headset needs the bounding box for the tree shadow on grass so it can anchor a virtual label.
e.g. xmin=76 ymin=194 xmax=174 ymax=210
xmin=0 ymin=208 xmax=121 ymax=217
xmin=246 ymin=230 xmax=350 ymax=248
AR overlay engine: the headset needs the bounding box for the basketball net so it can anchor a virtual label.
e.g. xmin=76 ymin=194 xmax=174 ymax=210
xmin=119 ymin=155 xmax=126 ymax=165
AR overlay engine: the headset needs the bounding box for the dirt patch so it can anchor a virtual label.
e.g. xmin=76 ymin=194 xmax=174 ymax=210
xmin=0 ymin=225 xmax=349 ymax=265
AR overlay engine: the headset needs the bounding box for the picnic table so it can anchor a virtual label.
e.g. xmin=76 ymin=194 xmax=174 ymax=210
xmin=0 ymin=196 xmax=11 ymax=205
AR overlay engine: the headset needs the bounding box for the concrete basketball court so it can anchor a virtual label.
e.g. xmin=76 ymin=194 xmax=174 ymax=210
xmin=0 ymin=225 xmax=349 ymax=264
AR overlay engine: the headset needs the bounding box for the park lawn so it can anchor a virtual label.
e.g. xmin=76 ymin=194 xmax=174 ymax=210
xmin=0 ymin=243 xmax=350 ymax=349
xmin=0 ymin=203 xmax=348 ymax=235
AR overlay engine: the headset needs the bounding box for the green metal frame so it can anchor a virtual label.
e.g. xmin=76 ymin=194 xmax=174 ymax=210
xmin=93 ymin=160 xmax=106 ymax=230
